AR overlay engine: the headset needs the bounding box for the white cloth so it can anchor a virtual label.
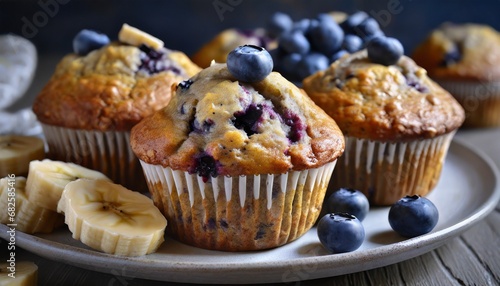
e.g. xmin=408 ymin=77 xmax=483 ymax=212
xmin=0 ymin=34 xmax=40 ymax=136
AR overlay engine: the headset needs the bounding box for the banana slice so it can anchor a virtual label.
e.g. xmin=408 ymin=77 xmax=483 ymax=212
xmin=0 ymin=261 xmax=38 ymax=286
xmin=25 ymin=159 xmax=110 ymax=211
xmin=0 ymin=176 xmax=63 ymax=234
xmin=0 ymin=135 xmax=45 ymax=178
xmin=58 ymin=179 xmax=167 ymax=256
xmin=118 ymin=23 xmax=164 ymax=50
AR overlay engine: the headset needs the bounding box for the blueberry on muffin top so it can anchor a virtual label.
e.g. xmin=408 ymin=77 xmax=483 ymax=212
xmin=303 ymin=50 xmax=465 ymax=141
xmin=131 ymin=63 xmax=344 ymax=178
xmin=412 ymin=23 xmax=500 ymax=81
xmin=33 ymin=25 xmax=201 ymax=131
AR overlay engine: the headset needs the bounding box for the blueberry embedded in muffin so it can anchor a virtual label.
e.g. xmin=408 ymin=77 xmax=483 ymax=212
xmin=131 ymin=45 xmax=344 ymax=251
xmin=132 ymin=46 xmax=344 ymax=178
xmin=412 ymin=23 xmax=500 ymax=127
xmin=33 ymin=24 xmax=201 ymax=131
xmin=303 ymin=45 xmax=464 ymax=205
xmin=138 ymin=44 xmax=183 ymax=75
xmin=31 ymin=24 xmax=201 ymax=193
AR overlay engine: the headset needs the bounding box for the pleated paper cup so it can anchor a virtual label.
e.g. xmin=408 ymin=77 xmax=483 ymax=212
xmin=140 ymin=160 xmax=337 ymax=251
xmin=41 ymin=124 xmax=147 ymax=192
xmin=329 ymin=132 xmax=455 ymax=206
xmin=437 ymin=80 xmax=500 ymax=128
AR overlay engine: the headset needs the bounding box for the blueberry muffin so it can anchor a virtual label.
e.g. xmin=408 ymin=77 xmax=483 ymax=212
xmin=32 ymin=25 xmax=201 ymax=192
xmin=191 ymin=28 xmax=275 ymax=68
xmin=412 ymin=23 xmax=500 ymax=127
xmin=303 ymin=48 xmax=464 ymax=206
xmin=131 ymin=46 xmax=344 ymax=251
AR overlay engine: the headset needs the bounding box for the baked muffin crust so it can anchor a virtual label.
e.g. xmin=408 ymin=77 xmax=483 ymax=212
xmin=303 ymin=51 xmax=465 ymax=141
xmin=131 ymin=63 xmax=344 ymax=177
xmin=412 ymin=23 xmax=500 ymax=82
xmin=33 ymin=43 xmax=201 ymax=131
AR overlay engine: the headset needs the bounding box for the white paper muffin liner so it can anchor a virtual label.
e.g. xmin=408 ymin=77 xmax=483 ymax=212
xmin=329 ymin=132 xmax=455 ymax=206
xmin=140 ymin=160 xmax=337 ymax=251
xmin=437 ymin=80 xmax=500 ymax=127
xmin=41 ymin=124 xmax=147 ymax=192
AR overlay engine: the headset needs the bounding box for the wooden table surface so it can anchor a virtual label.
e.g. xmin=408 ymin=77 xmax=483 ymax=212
xmin=1 ymin=56 xmax=499 ymax=286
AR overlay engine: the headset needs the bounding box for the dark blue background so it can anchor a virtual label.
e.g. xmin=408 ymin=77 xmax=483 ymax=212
xmin=1 ymin=0 xmax=500 ymax=57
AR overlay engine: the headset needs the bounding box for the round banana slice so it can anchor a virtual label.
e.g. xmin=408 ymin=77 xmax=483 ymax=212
xmin=0 ymin=261 xmax=38 ymax=286
xmin=25 ymin=159 xmax=110 ymax=211
xmin=58 ymin=179 xmax=167 ymax=256
xmin=0 ymin=176 xmax=64 ymax=234
xmin=0 ymin=135 xmax=45 ymax=178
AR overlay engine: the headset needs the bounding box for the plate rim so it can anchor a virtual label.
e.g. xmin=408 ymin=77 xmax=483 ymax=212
xmin=2 ymin=140 xmax=499 ymax=283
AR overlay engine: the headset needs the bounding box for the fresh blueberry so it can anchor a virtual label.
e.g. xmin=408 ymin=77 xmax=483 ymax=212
xmin=342 ymin=34 xmax=364 ymax=53
xmin=340 ymin=11 xmax=369 ymax=35
xmin=330 ymin=50 xmax=349 ymax=63
xmin=362 ymin=30 xmax=386 ymax=47
xmin=296 ymin=52 xmax=329 ymax=79
xmin=280 ymin=53 xmax=302 ymax=81
xmin=72 ymin=29 xmax=110 ymax=56
xmin=227 ymin=45 xmax=273 ymax=83
xmin=316 ymin=13 xmax=334 ymax=24
xmin=317 ymin=213 xmax=365 ymax=253
xmin=354 ymin=17 xmax=382 ymax=39
xmin=267 ymin=12 xmax=293 ymax=38
xmin=308 ymin=16 xmax=344 ymax=56
xmin=366 ymin=36 xmax=404 ymax=66
xmin=388 ymin=195 xmax=439 ymax=238
xmin=292 ymin=18 xmax=315 ymax=34
xmin=278 ymin=31 xmax=310 ymax=55
xmin=268 ymin=48 xmax=283 ymax=70
xmin=307 ymin=19 xmax=320 ymax=32
xmin=325 ymin=188 xmax=369 ymax=221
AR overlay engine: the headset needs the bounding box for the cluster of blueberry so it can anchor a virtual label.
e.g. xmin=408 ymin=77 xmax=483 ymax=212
xmin=266 ymin=11 xmax=404 ymax=82
xmin=318 ymin=188 xmax=439 ymax=253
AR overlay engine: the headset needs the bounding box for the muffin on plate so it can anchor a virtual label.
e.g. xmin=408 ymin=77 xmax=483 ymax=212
xmin=191 ymin=28 xmax=275 ymax=68
xmin=412 ymin=23 xmax=500 ymax=128
xmin=131 ymin=45 xmax=344 ymax=251
xmin=32 ymin=24 xmax=201 ymax=192
xmin=303 ymin=44 xmax=465 ymax=206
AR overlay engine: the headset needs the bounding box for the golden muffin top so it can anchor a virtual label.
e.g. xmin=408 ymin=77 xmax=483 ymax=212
xmin=33 ymin=41 xmax=201 ymax=131
xmin=131 ymin=63 xmax=344 ymax=178
xmin=412 ymin=23 xmax=500 ymax=82
xmin=303 ymin=51 xmax=465 ymax=141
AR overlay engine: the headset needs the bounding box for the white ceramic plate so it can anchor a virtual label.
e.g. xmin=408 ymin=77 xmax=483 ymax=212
xmin=1 ymin=141 xmax=499 ymax=284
